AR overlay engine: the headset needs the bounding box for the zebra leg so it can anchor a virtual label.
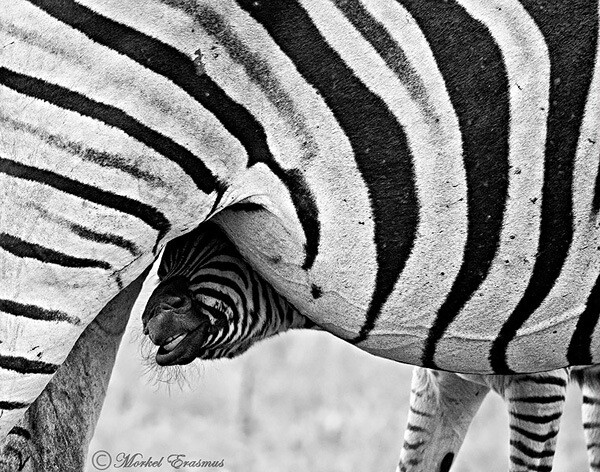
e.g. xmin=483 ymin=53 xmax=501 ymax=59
xmin=0 ymin=267 xmax=149 ymax=472
xmin=572 ymin=365 xmax=600 ymax=472
xmin=481 ymin=370 xmax=568 ymax=472
xmin=397 ymin=368 xmax=490 ymax=472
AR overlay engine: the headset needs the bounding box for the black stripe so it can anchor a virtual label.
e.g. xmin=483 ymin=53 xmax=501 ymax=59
xmin=405 ymin=0 xmax=510 ymax=368
xmin=271 ymin=283 xmax=286 ymax=330
xmin=201 ymin=260 xmax=250 ymax=289
xmin=65 ymin=222 xmax=140 ymax=257
xmin=583 ymin=422 xmax=600 ymax=429
xmin=409 ymin=406 xmax=433 ymax=418
xmin=192 ymin=274 xmax=249 ymax=317
xmin=594 ymin=155 xmax=600 ymax=214
xmin=0 ymin=233 xmax=110 ymax=270
xmin=583 ymin=396 xmax=600 ymax=405
xmin=0 ymin=355 xmax=58 ymax=375
xmin=0 ymin=113 xmax=164 ymax=187
xmin=280 ymin=169 xmax=320 ymax=270
xmin=196 ymin=300 xmax=228 ymax=326
xmin=262 ymin=278 xmax=276 ymax=333
xmin=588 ymin=443 xmax=600 ymax=450
xmin=490 ymin=0 xmax=599 ymax=373
xmin=199 ymin=287 xmax=241 ymax=327
xmin=402 ymin=440 xmax=425 ymax=450
xmin=440 ymin=453 xmax=455 ymax=472
xmin=195 ymin=5 xmax=319 ymax=160
xmin=0 ymin=299 xmax=80 ymax=325
xmin=510 ymin=439 xmax=555 ymax=459
xmin=236 ymin=0 xmax=418 ymax=342
xmin=0 ymin=401 xmax=30 ymax=410
xmin=567 ymin=272 xmax=600 ymax=365
xmin=0 ymin=156 xmax=170 ymax=242
xmin=0 ymin=66 xmax=217 ymax=195
xmin=27 ymin=0 xmax=320 ymax=270
xmin=252 ymin=270 xmax=268 ymax=338
xmin=8 ymin=427 xmax=31 ymax=440
xmin=34 ymin=204 xmax=140 ymax=256
xmin=510 ymin=424 xmax=559 ymax=443
xmin=509 ymin=395 xmax=565 ymax=404
xmin=406 ymin=423 xmax=426 ymax=433
xmin=510 ymin=456 xmax=552 ymax=472
xmin=517 ymin=375 xmax=568 ymax=388
xmin=162 ymin=233 xmax=221 ymax=279
xmin=194 ymin=5 xmax=323 ymax=271
xmin=512 ymin=411 xmax=562 ymax=424
xmin=333 ymin=0 xmax=436 ymax=122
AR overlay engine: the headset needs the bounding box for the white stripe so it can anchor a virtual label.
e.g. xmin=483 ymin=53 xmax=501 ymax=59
xmin=0 ymin=243 xmax=152 ymax=361
xmin=0 ymin=87 xmax=205 ymax=242
xmin=191 ymin=0 xmax=378 ymax=337
xmin=0 ymin=178 xmax=149 ymax=272
xmin=299 ymin=0 xmax=466 ymax=364
xmin=3 ymin=0 xmax=247 ymax=185
xmin=0 ymin=409 xmax=28 ymax=439
xmin=0 ymin=0 xmax=226 ymax=436
xmin=508 ymin=10 xmax=600 ymax=371
xmin=433 ymin=0 xmax=549 ymax=371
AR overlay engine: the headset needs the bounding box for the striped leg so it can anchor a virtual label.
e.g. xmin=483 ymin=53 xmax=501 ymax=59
xmin=572 ymin=366 xmax=600 ymax=471
xmin=397 ymin=368 xmax=489 ymax=472
xmin=0 ymin=268 xmax=148 ymax=472
xmin=482 ymin=370 xmax=568 ymax=472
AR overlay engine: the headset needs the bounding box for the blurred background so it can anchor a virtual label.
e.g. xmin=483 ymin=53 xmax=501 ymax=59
xmin=88 ymin=272 xmax=589 ymax=472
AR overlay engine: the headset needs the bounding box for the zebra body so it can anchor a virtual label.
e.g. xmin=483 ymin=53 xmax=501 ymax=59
xmin=1 ymin=0 xmax=599 ymax=437
xmin=142 ymin=223 xmax=314 ymax=364
xmin=145 ymin=225 xmax=599 ymax=472
xmin=399 ymin=367 xmax=600 ymax=472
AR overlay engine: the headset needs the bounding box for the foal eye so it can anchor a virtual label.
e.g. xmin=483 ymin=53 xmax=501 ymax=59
xmin=170 ymin=297 xmax=185 ymax=308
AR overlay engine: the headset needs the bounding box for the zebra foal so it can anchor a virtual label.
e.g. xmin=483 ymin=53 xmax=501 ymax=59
xmin=399 ymin=367 xmax=600 ymax=472
xmin=142 ymin=223 xmax=316 ymax=366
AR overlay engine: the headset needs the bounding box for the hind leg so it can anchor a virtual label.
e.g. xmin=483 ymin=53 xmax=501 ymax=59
xmin=480 ymin=370 xmax=568 ymax=472
xmin=0 ymin=268 xmax=148 ymax=472
xmin=572 ymin=365 xmax=600 ymax=471
xmin=397 ymin=368 xmax=490 ymax=472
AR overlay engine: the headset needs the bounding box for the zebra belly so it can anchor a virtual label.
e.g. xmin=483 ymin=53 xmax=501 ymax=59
xmin=206 ymin=0 xmax=600 ymax=374
xmin=215 ymin=206 xmax=600 ymax=374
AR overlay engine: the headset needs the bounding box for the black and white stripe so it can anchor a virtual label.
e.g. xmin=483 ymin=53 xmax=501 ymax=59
xmin=143 ymin=223 xmax=313 ymax=361
xmin=399 ymin=367 xmax=600 ymax=472
xmin=399 ymin=369 xmax=569 ymax=472
xmin=1 ymin=0 xmax=599 ymax=439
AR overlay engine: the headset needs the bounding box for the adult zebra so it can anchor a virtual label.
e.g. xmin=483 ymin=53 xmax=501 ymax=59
xmin=0 ymin=0 xmax=599 ymax=461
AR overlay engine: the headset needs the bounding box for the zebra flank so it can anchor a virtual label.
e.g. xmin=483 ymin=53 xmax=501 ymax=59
xmin=142 ymin=224 xmax=314 ymax=365
xmin=1 ymin=0 xmax=600 ymax=443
